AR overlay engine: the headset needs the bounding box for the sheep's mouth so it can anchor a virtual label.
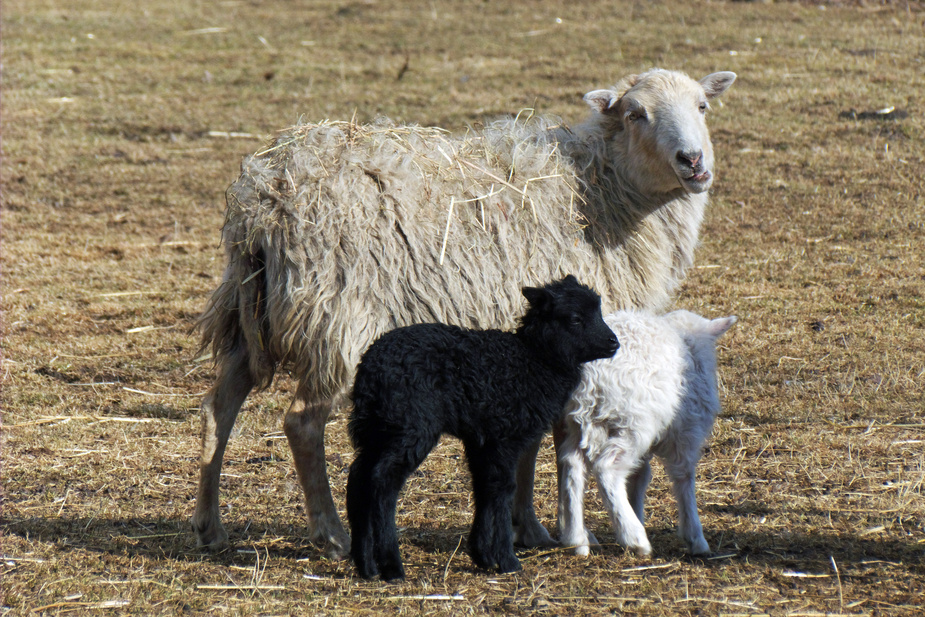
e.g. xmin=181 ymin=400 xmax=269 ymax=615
xmin=680 ymin=170 xmax=712 ymax=192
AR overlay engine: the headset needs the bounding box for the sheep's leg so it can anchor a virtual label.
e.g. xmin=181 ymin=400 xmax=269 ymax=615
xmin=627 ymin=457 xmax=653 ymax=524
xmin=511 ymin=436 xmax=557 ymax=548
xmin=283 ymin=389 xmax=350 ymax=559
xmin=664 ymin=461 xmax=710 ymax=555
xmin=592 ymin=461 xmax=652 ymax=556
xmin=192 ymin=346 xmax=255 ymax=550
xmin=467 ymin=444 xmax=522 ymax=573
xmin=346 ymin=451 xmax=380 ymax=579
xmin=365 ymin=436 xmax=436 ymax=582
xmin=556 ymin=423 xmax=596 ymax=556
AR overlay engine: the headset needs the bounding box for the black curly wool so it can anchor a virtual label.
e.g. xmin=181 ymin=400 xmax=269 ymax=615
xmin=346 ymin=275 xmax=619 ymax=581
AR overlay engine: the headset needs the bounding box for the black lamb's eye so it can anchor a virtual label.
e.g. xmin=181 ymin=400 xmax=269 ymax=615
xmin=569 ymin=315 xmax=583 ymax=326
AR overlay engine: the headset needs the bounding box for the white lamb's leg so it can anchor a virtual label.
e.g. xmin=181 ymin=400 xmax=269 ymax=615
xmin=626 ymin=457 xmax=653 ymax=524
xmin=283 ymin=386 xmax=351 ymax=560
xmin=556 ymin=424 xmax=595 ymax=555
xmin=665 ymin=461 xmax=710 ymax=555
xmin=512 ymin=436 xmax=558 ymax=547
xmin=592 ymin=460 xmax=651 ymax=556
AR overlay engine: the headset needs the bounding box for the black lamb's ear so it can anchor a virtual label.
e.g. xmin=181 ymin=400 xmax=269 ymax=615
xmin=522 ymin=285 xmax=550 ymax=310
xmin=561 ymin=274 xmax=579 ymax=287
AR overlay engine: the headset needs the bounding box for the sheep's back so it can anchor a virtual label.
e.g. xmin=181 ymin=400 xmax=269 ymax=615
xmin=205 ymin=117 xmax=705 ymax=401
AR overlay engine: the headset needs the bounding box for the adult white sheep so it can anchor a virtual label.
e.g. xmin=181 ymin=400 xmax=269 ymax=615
xmin=192 ymin=68 xmax=736 ymax=558
xmin=557 ymin=310 xmax=737 ymax=557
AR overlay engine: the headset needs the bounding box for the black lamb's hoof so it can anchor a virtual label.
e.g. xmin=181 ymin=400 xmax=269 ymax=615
xmin=496 ymin=554 xmax=522 ymax=574
xmin=379 ymin=562 xmax=406 ymax=583
xmin=353 ymin=557 xmax=379 ymax=580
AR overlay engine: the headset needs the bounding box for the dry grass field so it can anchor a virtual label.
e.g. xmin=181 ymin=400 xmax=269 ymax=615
xmin=2 ymin=0 xmax=924 ymax=614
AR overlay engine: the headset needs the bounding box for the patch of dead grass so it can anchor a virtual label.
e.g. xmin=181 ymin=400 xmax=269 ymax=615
xmin=3 ymin=0 xmax=924 ymax=615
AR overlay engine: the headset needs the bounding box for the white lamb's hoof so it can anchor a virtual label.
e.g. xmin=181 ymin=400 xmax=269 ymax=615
xmin=570 ymin=544 xmax=591 ymax=556
xmin=686 ymin=537 xmax=710 ymax=556
xmin=629 ymin=543 xmax=652 ymax=557
xmin=623 ymin=535 xmax=652 ymax=557
xmin=560 ymin=529 xmax=600 ymax=556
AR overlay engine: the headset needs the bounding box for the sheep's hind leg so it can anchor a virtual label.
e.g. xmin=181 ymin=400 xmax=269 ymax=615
xmin=283 ymin=388 xmax=351 ymax=559
xmin=346 ymin=451 xmax=379 ymax=579
xmin=512 ymin=436 xmax=557 ymax=548
xmin=664 ymin=460 xmax=710 ymax=555
xmin=192 ymin=345 xmax=255 ymax=550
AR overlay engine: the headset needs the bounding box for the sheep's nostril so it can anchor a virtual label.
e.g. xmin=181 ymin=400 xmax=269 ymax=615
xmin=676 ymin=150 xmax=703 ymax=169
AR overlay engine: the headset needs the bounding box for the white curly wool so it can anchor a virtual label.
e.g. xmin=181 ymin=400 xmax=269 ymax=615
xmin=557 ymin=310 xmax=736 ymax=556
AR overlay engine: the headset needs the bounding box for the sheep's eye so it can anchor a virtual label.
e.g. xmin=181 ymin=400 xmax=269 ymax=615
xmin=698 ymin=101 xmax=709 ymax=113
xmin=626 ymin=110 xmax=646 ymax=123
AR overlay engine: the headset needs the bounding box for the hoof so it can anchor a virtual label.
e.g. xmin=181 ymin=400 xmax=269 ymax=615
xmin=322 ymin=534 xmax=351 ymax=561
xmin=496 ymin=555 xmax=522 ymax=574
xmin=513 ymin=521 xmax=558 ymax=548
xmin=686 ymin=538 xmax=711 ymax=556
xmin=354 ymin=559 xmax=379 ymax=580
xmin=628 ymin=543 xmax=652 ymax=557
xmin=192 ymin=518 xmax=230 ymax=551
xmin=379 ymin=562 xmax=406 ymax=583
xmin=568 ymin=544 xmax=591 ymax=557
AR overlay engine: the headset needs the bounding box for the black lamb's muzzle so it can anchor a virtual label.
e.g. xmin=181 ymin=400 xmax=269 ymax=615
xmin=583 ymin=330 xmax=619 ymax=363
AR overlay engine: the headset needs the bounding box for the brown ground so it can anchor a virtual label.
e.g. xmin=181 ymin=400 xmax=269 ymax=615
xmin=2 ymin=0 xmax=923 ymax=615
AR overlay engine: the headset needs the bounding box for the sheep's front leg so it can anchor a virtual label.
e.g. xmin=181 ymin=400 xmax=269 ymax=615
xmin=556 ymin=425 xmax=596 ymax=555
xmin=592 ymin=461 xmax=652 ymax=556
xmin=192 ymin=346 xmax=255 ymax=550
xmin=283 ymin=388 xmax=350 ymax=559
xmin=665 ymin=462 xmax=710 ymax=555
xmin=512 ymin=436 xmax=557 ymax=547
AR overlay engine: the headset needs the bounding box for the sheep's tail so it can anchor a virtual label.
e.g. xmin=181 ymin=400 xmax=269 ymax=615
xmin=195 ymin=243 xmax=277 ymax=391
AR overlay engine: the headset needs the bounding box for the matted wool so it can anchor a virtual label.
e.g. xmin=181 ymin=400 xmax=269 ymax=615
xmin=201 ymin=111 xmax=706 ymax=399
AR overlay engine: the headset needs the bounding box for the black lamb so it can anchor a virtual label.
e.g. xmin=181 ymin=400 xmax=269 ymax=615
xmin=346 ymin=275 xmax=619 ymax=581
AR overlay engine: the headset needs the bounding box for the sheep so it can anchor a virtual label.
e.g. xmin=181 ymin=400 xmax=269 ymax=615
xmin=556 ymin=309 xmax=737 ymax=557
xmin=191 ymin=68 xmax=737 ymax=558
xmin=347 ymin=276 xmax=619 ymax=581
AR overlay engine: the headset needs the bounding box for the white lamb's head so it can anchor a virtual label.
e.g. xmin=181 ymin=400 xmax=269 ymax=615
xmin=583 ymin=68 xmax=736 ymax=195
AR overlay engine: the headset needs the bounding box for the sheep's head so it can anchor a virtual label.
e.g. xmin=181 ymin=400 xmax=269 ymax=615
xmin=584 ymin=69 xmax=736 ymax=195
xmin=519 ymin=275 xmax=619 ymax=368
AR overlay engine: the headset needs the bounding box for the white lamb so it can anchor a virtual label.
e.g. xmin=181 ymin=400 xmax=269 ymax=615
xmin=556 ymin=309 xmax=736 ymax=556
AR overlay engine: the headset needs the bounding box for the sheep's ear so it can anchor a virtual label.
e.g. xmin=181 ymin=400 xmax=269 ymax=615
xmin=583 ymin=89 xmax=621 ymax=115
xmin=707 ymin=315 xmax=738 ymax=338
xmin=700 ymin=72 xmax=736 ymax=99
xmin=522 ymin=285 xmax=551 ymax=310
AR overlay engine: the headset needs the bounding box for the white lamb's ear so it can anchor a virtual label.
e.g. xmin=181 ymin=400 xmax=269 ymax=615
xmin=700 ymin=72 xmax=736 ymax=99
xmin=707 ymin=315 xmax=738 ymax=338
xmin=583 ymin=89 xmax=621 ymax=115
